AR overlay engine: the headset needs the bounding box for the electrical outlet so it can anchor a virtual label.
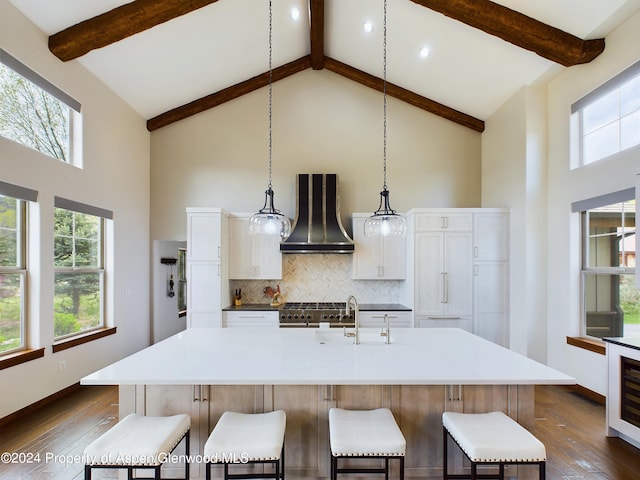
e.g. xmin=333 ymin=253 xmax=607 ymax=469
xmin=58 ymin=360 xmax=67 ymax=372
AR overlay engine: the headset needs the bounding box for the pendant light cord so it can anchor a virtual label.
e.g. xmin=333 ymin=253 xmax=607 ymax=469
xmin=382 ymin=0 xmax=388 ymax=191
xmin=268 ymin=0 xmax=273 ymax=191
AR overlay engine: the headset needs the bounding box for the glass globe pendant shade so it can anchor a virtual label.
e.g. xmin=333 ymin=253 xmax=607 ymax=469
xmin=249 ymin=186 xmax=291 ymax=239
xmin=364 ymin=188 xmax=407 ymax=237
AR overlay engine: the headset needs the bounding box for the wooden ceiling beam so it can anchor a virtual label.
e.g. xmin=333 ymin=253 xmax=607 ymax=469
xmin=324 ymin=57 xmax=484 ymax=133
xmin=147 ymin=56 xmax=312 ymax=131
xmin=309 ymin=0 xmax=325 ymax=69
xmin=49 ymin=0 xmax=220 ymax=62
xmin=410 ymin=0 xmax=605 ymax=66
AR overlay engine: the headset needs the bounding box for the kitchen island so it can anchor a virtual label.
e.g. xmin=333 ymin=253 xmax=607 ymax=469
xmin=82 ymin=328 xmax=573 ymax=479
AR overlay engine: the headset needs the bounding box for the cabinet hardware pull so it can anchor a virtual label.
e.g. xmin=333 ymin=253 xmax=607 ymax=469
xmin=371 ymin=315 xmax=398 ymax=319
xmin=200 ymin=385 xmax=207 ymax=402
xmin=443 ymin=272 xmax=449 ymax=303
xmin=428 ymin=316 xmax=461 ymax=320
xmin=474 ymin=246 xmax=478 ymax=257
xmin=193 ymin=385 xmax=199 ymax=402
xmin=324 ymin=385 xmax=335 ymax=401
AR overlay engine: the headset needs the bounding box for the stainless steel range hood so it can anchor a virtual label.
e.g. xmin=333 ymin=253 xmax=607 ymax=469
xmin=280 ymin=174 xmax=354 ymax=254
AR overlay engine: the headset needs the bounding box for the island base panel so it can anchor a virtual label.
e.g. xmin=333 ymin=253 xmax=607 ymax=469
xmin=120 ymin=384 xmax=534 ymax=479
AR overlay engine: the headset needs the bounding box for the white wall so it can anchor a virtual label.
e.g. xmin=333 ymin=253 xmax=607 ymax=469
xmin=0 ymin=1 xmax=150 ymax=418
xmin=481 ymin=85 xmax=548 ymax=362
xmin=545 ymin=10 xmax=640 ymax=394
xmin=150 ymin=68 xmax=482 ymax=241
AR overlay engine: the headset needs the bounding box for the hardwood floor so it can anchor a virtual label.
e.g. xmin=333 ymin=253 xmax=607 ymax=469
xmin=1 ymin=385 xmax=639 ymax=479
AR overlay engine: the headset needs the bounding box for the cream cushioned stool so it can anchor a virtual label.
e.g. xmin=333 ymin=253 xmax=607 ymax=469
xmin=204 ymin=410 xmax=286 ymax=480
xmin=83 ymin=413 xmax=190 ymax=480
xmin=442 ymin=411 xmax=546 ymax=480
xmin=329 ymin=407 xmax=406 ymax=480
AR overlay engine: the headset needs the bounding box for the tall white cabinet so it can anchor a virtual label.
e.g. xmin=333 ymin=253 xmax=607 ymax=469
xmin=408 ymin=209 xmax=509 ymax=346
xmin=473 ymin=212 xmax=509 ymax=346
xmin=412 ymin=212 xmax=473 ymax=331
xmin=186 ymin=208 xmax=229 ymax=328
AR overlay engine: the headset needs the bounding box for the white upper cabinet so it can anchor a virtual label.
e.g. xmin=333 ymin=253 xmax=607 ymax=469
xmin=473 ymin=212 xmax=509 ymax=261
xmin=228 ymin=214 xmax=282 ymax=280
xmin=352 ymin=214 xmax=406 ymax=280
xmin=415 ymin=212 xmax=473 ymax=232
xmin=187 ymin=209 xmax=224 ymax=262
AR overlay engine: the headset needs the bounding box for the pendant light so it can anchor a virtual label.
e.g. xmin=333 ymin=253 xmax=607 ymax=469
xmin=363 ymin=0 xmax=407 ymax=237
xmin=249 ymin=0 xmax=291 ymax=239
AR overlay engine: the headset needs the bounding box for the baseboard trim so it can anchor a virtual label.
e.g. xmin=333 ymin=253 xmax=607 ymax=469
xmin=571 ymin=384 xmax=606 ymax=405
xmin=0 ymin=382 xmax=81 ymax=429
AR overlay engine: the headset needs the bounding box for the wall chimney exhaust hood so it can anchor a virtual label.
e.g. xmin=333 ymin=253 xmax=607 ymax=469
xmin=280 ymin=174 xmax=354 ymax=254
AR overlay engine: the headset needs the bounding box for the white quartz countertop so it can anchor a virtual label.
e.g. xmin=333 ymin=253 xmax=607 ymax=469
xmin=81 ymin=328 xmax=575 ymax=386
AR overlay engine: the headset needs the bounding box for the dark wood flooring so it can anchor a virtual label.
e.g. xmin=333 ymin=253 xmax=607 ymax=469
xmin=1 ymin=385 xmax=639 ymax=479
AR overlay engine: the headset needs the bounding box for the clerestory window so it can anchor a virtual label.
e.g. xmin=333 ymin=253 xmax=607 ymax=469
xmin=0 ymin=49 xmax=81 ymax=165
xmin=571 ymin=60 xmax=640 ymax=167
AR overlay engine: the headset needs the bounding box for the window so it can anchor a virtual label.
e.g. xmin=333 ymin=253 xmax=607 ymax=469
xmin=0 ymin=49 xmax=81 ymax=164
xmin=0 ymin=181 xmax=37 ymax=356
xmin=53 ymin=198 xmax=111 ymax=340
xmin=576 ymin=189 xmax=638 ymax=339
xmin=572 ymin=60 xmax=640 ymax=166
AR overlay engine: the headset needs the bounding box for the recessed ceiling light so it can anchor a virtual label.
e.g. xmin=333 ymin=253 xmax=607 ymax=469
xmin=363 ymin=21 xmax=373 ymax=33
xmin=290 ymin=7 xmax=300 ymax=20
xmin=419 ymin=46 xmax=431 ymax=59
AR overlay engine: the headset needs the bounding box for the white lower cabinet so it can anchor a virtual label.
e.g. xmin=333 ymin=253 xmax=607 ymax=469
xmin=473 ymin=262 xmax=508 ymax=346
xmin=416 ymin=315 xmax=472 ymax=331
xmin=359 ymin=311 xmax=412 ymax=328
xmin=222 ymin=311 xmax=279 ymax=328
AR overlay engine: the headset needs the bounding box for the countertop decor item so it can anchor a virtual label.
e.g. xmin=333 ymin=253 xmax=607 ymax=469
xmin=364 ymin=0 xmax=407 ymax=238
xmin=249 ymin=0 xmax=291 ymax=239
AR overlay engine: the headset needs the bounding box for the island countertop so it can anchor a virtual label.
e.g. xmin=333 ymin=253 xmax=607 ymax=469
xmin=81 ymin=328 xmax=574 ymax=386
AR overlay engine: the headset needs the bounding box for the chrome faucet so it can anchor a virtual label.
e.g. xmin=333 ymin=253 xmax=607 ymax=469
xmin=381 ymin=314 xmax=391 ymax=344
xmin=344 ymin=295 xmax=360 ymax=345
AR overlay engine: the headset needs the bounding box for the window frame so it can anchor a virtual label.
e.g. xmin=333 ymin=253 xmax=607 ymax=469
xmin=571 ymin=59 xmax=640 ymax=168
xmin=53 ymin=198 xmax=111 ymax=342
xmin=576 ymin=189 xmax=636 ymax=339
xmin=0 ymin=181 xmax=36 ymax=359
xmin=0 ymin=195 xmax=27 ymax=356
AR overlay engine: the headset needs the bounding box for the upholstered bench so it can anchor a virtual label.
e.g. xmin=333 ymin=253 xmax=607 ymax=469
xmin=329 ymin=407 xmax=406 ymax=479
xmin=83 ymin=413 xmax=190 ymax=480
xmin=204 ymin=410 xmax=286 ymax=480
xmin=442 ymin=411 xmax=546 ymax=480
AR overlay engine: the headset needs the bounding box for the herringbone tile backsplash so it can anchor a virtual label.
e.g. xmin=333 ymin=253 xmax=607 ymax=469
xmin=230 ymin=254 xmax=404 ymax=304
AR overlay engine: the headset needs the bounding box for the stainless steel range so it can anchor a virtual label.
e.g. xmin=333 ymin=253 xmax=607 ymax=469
xmin=279 ymin=302 xmax=355 ymax=328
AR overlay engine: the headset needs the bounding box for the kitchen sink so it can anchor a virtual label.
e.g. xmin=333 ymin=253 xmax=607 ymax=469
xmin=314 ymin=328 xmax=390 ymax=345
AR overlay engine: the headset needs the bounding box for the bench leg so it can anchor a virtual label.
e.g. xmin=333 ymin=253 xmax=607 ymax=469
xmin=540 ymin=461 xmax=546 ymax=480
xmin=443 ymin=426 xmax=448 ymax=479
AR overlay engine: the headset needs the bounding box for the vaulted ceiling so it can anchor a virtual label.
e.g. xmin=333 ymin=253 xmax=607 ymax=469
xmin=9 ymin=0 xmax=640 ymax=132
